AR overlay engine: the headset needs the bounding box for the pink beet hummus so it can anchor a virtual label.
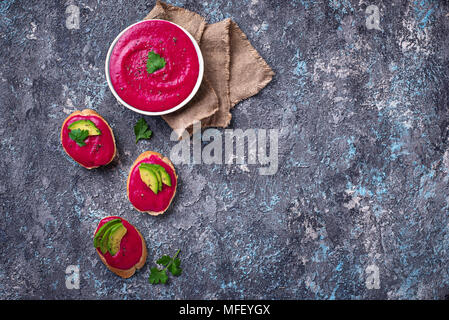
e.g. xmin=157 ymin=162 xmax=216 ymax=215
xmin=108 ymin=20 xmax=200 ymax=112
xmin=128 ymin=154 xmax=177 ymax=213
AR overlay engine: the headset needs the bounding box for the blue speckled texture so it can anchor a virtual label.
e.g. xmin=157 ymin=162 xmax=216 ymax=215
xmin=1 ymin=0 xmax=449 ymax=299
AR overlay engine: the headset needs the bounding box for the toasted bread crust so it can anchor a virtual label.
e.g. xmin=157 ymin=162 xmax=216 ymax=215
xmin=60 ymin=109 xmax=117 ymax=169
xmin=95 ymin=216 xmax=147 ymax=279
xmin=127 ymin=151 xmax=178 ymax=216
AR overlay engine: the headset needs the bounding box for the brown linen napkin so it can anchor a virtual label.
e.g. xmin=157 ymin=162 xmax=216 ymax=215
xmin=144 ymin=1 xmax=274 ymax=137
xmin=228 ymin=20 xmax=275 ymax=107
xmin=200 ymin=18 xmax=232 ymax=128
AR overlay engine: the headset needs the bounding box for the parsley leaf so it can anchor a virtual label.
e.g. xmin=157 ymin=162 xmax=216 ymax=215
xmin=168 ymin=258 xmax=182 ymax=276
xmin=146 ymin=51 xmax=166 ymax=74
xmin=69 ymin=128 xmax=90 ymax=147
xmin=157 ymin=255 xmax=172 ymax=266
xmin=149 ymin=267 xmax=169 ymax=284
xmin=134 ymin=118 xmax=152 ymax=143
xmin=149 ymin=249 xmax=182 ymax=285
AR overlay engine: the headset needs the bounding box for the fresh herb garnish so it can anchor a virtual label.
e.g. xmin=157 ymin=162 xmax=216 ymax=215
xmin=146 ymin=50 xmax=166 ymax=74
xmin=149 ymin=249 xmax=182 ymax=285
xmin=134 ymin=118 xmax=152 ymax=143
xmin=68 ymin=128 xmax=90 ymax=147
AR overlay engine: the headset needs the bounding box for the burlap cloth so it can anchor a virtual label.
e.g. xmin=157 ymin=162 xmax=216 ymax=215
xmin=143 ymin=1 xmax=274 ymax=138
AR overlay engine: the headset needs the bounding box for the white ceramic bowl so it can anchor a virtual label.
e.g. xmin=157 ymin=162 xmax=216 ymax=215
xmin=105 ymin=19 xmax=204 ymax=116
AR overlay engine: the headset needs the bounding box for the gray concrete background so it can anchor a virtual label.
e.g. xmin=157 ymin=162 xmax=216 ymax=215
xmin=1 ymin=0 xmax=449 ymax=299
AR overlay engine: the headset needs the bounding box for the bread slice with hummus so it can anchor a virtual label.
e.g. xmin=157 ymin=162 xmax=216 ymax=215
xmin=127 ymin=151 xmax=177 ymax=216
xmin=94 ymin=216 xmax=147 ymax=279
xmin=60 ymin=109 xmax=117 ymax=169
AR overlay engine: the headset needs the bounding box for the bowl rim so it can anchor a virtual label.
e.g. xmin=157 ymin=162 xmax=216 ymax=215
xmin=105 ymin=19 xmax=204 ymax=116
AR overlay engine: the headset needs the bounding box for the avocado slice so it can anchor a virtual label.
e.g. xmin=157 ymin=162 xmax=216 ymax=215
xmin=140 ymin=163 xmax=172 ymax=187
xmin=100 ymin=225 xmax=114 ymax=254
xmin=139 ymin=164 xmax=160 ymax=194
xmin=93 ymin=218 xmax=121 ymax=248
xmin=154 ymin=165 xmax=172 ymax=187
xmin=153 ymin=168 xmax=163 ymax=192
xmin=107 ymin=223 xmax=127 ymax=256
xmin=68 ymin=120 xmax=101 ymax=136
xmin=139 ymin=163 xmax=163 ymax=191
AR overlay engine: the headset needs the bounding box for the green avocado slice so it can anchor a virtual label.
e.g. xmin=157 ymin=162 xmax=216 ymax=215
xmin=156 ymin=166 xmax=172 ymax=187
xmin=93 ymin=218 xmax=121 ymax=248
xmin=154 ymin=168 xmax=163 ymax=192
xmin=138 ymin=165 xmax=160 ymax=194
xmin=140 ymin=163 xmax=163 ymax=191
xmin=107 ymin=223 xmax=127 ymax=256
xmin=100 ymin=225 xmax=114 ymax=255
xmin=68 ymin=120 xmax=101 ymax=136
xmin=140 ymin=163 xmax=172 ymax=187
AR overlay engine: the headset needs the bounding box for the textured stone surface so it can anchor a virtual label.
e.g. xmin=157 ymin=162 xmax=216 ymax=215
xmin=1 ymin=0 xmax=449 ymax=299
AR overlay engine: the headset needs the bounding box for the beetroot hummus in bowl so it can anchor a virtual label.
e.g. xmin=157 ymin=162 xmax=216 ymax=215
xmin=105 ymin=19 xmax=204 ymax=116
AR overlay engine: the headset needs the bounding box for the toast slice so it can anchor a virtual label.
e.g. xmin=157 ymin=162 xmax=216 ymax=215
xmin=127 ymin=151 xmax=177 ymax=216
xmin=60 ymin=109 xmax=117 ymax=169
xmin=94 ymin=216 xmax=147 ymax=279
